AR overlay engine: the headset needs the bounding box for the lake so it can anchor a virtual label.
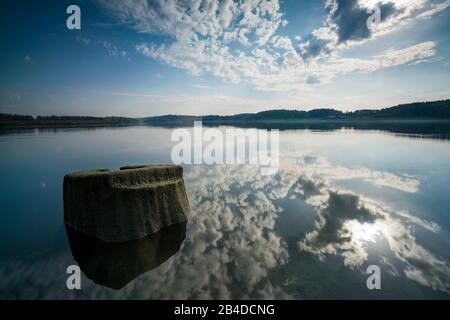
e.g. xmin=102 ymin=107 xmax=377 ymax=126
xmin=0 ymin=125 xmax=449 ymax=299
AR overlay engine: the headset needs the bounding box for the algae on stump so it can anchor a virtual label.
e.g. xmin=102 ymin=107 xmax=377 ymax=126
xmin=63 ymin=165 xmax=190 ymax=242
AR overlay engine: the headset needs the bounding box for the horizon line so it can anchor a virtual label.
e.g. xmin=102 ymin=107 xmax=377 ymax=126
xmin=1 ymin=98 xmax=450 ymax=119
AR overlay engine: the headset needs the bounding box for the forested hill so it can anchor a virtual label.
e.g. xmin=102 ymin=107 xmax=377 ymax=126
xmin=0 ymin=114 xmax=139 ymax=126
xmin=1 ymin=99 xmax=450 ymax=127
xmin=143 ymin=99 xmax=450 ymax=124
xmin=349 ymin=100 xmax=450 ymax=118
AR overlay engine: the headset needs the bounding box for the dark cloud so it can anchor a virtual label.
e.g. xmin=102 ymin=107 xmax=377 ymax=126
xmin=306 ymin=74 xmax=320 ymax=84
xmin=299 ymin=37 xmax=331 ymax=60
xmin=312 ymin=191 xmax=377 ymax=245
xmin=331 ymin=0 xmax=371 ymax=43
xmin=330 ymin=0 xmax=399 ymax=43
xmin=292 ymin=176 xmax=324 ymax=199
xmin=379 ymin=2 xmax=398 ymax=22
xmin=295 ymin=176 xmax=377 ymax=247
xmin=299 ymin=1 xmax=400 ymax=60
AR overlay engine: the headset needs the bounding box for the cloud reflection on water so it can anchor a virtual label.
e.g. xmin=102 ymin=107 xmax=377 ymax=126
xmin=0 ymin=148 xmax=449 ymax=298
xmin=291 ymin=169 xmax=450 ymax=293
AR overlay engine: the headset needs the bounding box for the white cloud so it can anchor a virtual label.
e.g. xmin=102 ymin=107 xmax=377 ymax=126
xmin=98 ymin=0 xmax=447 ymax=93
xmin=418 ymin=0 xmax=450 ymax=18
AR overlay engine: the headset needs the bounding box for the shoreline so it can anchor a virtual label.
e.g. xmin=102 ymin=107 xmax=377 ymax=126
xmin=2 ymin=118 xmax=450 ymax=128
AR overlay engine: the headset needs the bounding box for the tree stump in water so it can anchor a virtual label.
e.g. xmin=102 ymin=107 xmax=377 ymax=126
xmin=63 ymin=165 xmax=190 ymax=242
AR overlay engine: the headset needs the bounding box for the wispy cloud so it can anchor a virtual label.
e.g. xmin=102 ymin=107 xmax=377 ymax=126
xmin=191 ymin=85 xmax=211 ymax=89
xmin=77 ymin=35 xmax=128 ymax=59
xmin=99 ymin=90 xmax=275 ymax=115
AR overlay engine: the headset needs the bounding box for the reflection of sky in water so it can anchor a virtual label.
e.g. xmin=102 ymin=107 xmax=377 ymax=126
xmin=0 ymin=127 xmax=449 ymax=299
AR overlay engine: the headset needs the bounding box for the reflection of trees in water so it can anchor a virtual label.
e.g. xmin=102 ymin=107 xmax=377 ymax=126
xmin=196 ymin=121 xmax=450 ymax=141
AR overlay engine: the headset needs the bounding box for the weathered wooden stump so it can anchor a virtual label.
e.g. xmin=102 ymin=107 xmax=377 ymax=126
xmin=63 ymin=165 xmax=190 ymax=242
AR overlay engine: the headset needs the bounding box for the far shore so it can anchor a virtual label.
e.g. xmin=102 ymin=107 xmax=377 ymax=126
xmin=1 ymin=117 xmax=450 ymax=129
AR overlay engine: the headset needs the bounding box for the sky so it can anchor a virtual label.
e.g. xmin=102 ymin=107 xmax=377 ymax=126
xmin=1 ymin=0 xmax=450 ymax=117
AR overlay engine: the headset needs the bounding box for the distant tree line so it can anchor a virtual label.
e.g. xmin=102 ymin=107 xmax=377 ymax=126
xmin=143 ymin=99 xmax=450 ymax=124
xmin=0 ymin=113 xmax=138 ymax=126
xmin=2 ymin=99 xmax=450 ymax=127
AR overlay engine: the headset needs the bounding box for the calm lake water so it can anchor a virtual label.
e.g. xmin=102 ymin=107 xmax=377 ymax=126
xmin=1 ymin=125 xmax=450 ymax=299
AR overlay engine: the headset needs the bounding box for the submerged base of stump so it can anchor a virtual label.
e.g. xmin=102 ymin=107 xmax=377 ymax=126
xmin=63 ymin=165 xmax=190 ymax=242
xmin=65 ymin=221 xmax=186 ymax=289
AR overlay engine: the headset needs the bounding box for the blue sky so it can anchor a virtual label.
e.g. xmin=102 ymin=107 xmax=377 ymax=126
xmin=1 ymin=0 xmax=450 ymax=117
